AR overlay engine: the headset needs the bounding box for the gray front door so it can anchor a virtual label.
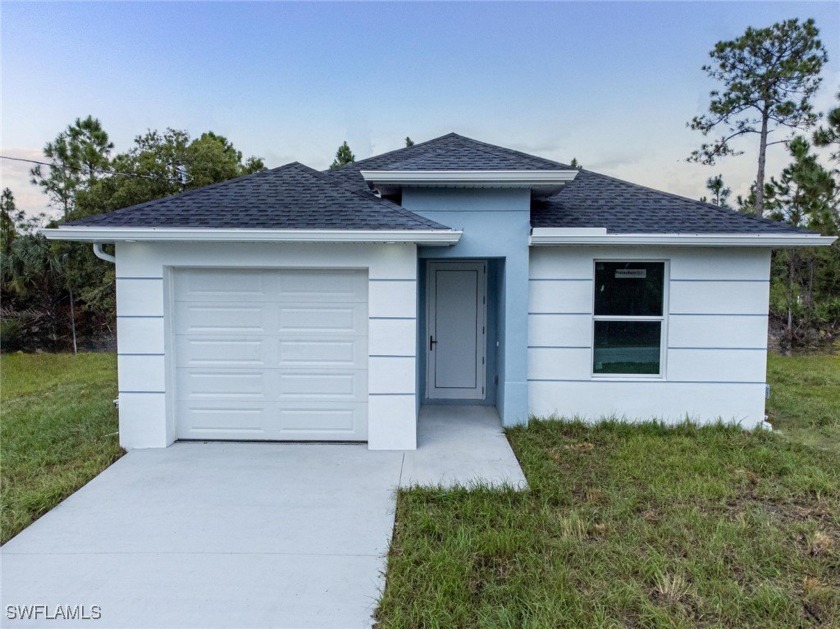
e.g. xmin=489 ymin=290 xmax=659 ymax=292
xmin=426 ymin=260 xmax=487 ymax=400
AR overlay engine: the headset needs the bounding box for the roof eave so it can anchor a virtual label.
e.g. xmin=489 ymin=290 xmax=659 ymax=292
xmin=361 ymin=169 xmax=578 ymax=189
xmin=529 ymin=228 xmax=836 ymax=248
xmin=42 ymin=227 xmax=463 ymax=246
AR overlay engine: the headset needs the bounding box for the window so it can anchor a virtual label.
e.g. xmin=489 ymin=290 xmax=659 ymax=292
xmin=593 ymin=261 xmax=665 ymax=376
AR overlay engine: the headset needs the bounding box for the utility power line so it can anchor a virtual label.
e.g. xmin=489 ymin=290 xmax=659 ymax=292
xmin=0 ymin=155 xmax=190 ymax=184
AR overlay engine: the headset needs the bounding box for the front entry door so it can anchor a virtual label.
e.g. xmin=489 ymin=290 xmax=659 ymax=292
xmin=427 ymin=261 xmax=487 ymax=400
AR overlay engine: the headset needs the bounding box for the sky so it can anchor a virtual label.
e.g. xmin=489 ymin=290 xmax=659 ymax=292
xmin=2 ymin=1 xmax=839 ymax=218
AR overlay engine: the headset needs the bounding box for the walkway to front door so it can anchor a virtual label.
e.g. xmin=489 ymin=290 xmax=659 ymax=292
xmin=1 ymin=407 xmax=525 ymax=629
xmin=403 ymin=406 xmax=527 ymax=487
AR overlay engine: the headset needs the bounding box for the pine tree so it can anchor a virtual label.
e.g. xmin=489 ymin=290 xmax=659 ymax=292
xmin=405 ymin=137 xmax=415 ymax=147
xmin=735 ymin=186 xmax=757 ymax=215
xmin=30 ymin=116 xmax=113 ymax=220
xmin=766 ymin=137 xmax=835 ymax=231
xmin=765 ymin=136 xmax=836 ymax=346
xmin=813 ymin=91 xmax=840 ymax=210
xmin=329 ymin=141 xmax=355 ymax=169
xmin=688 ymin=19 xmax=827 ymax=216
xmin=1 ymin=188 xmax=21 ymax=257
xmin=29 ymin=132 xmax=78 ymax=220
xmin=699 ymin=174 xmax=731 ymax=208
xmin=813 ymin=91 xmax=840 ymax=163
xmin=67 ymin=115 xmax=114 ymax=187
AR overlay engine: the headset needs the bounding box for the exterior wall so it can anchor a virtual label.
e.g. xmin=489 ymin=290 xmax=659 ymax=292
xmin=403 ymin=188 xmax=531 ymax=426
xmin=114 ymin=241 xmax=418 ymax=450
xmin=528 ymin=246 xmax=772 ymax=427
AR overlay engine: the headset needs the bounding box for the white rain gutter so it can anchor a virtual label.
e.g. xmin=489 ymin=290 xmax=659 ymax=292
xmin=42 ymin=227 xmax=463 ymax=246
xmin=360 ymin=169 xmax=578 ymax=188
xmin=529 ymin=227 xmax=836 ymax=248
xmin=92 ymin=242 xmax=116 ymax=263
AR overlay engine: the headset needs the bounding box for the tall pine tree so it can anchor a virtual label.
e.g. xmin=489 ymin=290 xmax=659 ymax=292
xmin=688 ymin=19 xmax=827 ymax=215
xmin=30 ymin=116 xmax=113 ymax=220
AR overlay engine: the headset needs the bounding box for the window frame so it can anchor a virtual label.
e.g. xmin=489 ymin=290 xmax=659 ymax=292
xmin=590 ymin=259 xmax=669 ymax=380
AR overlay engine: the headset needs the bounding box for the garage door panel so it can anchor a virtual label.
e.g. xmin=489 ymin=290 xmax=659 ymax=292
xmin=278 ymin=303 xmax=367 ymax=334
xmin=175 ymin=302 xmax=368 ymax=336
xmin=175 ymin=269 xmax=367 ymax=304
xmin=275 ymin=270 xmax=367 ymax=303
xmin=176 ymin=401 xmax=367 ymax=440
xmin=278 ymin=339 xmax=365 ymax=369
xmin=278 ymin=370 xmax=366 ymax=400
xmin=174 ymin=268 xmax=369 ymax=441
xmin=178 ymin=369 xmax=365 ymax=400
xmin=178 ymin=269 xmax=268 ymax=300
xmin=175 ymin=336 xmax=367 ymax=370
xmin=176 ymin=337 xmax=267 ymax=368
xmin=178 ymin=369 xmax=270 ymax=399
xmin=177 ymin=404 xmax=268 ymax=437
xmin=174 ymin=302 xmax=268 ymax=334
xmin=279 ymin=405 xmax=366 ymax=435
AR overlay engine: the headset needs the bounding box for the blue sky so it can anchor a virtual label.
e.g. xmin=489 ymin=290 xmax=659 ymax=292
xmin=2 ymin=1 xmax=838 ymax=216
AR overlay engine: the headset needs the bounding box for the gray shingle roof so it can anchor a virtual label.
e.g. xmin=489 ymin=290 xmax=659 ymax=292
xmin=71 ymin=133 xmax=807 ymax=236
xmin=328 ymin=132 xmax=570 ymax=193
xmin=532 ymin=169 xmax=804 ymax=234
xmin=330 ymin=133 xmax=804 ymax=235
xmin=67 ymin=162 xmax=450 ymax=231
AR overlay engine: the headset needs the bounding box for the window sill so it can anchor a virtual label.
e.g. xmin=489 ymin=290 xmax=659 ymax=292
xmin=590 ymin=374 xmax=666 ymax=382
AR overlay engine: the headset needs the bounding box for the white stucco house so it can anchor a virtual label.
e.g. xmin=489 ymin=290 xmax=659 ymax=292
xmin=44 ymin=133 xmax=834 ymax=450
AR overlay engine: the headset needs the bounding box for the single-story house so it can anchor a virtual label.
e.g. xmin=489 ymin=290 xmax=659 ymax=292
xmin=44 ymin=133 xmax=835 ymax=450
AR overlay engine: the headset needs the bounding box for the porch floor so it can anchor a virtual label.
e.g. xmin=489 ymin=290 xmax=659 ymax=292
xmin=400 ymin=405 xmax=528 ymax=489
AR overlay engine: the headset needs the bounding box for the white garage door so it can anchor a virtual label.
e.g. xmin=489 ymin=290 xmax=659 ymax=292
xmin=174 ymin=268 xmax=368 ymax=441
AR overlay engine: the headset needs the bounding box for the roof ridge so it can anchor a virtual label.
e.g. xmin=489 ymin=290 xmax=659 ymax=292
xmin=333 ymin=132 xmax=573 ymax=173
xmin=65 ymin=160 xmax=451 ymax=231
xmin=290 ymin=161 xmax=452 ymax=230
xmin=446 ymin=133 xmax=572 ymax=169
xmin=290 ymin=161 xmax=399 ymax=205
xmin=63 ymin=163 xmax=294 ymax=222
xmin=331 ymin=133 xmax=457 ymax=173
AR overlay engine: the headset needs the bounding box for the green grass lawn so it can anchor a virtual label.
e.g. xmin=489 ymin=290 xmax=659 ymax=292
xmin=378 ymin=353 xmax=840 ymax=628
xmin=767 ymin=352 xmax=840 ymax=454
xmin=1 ymin=352 xmax=122 ymax=544
xmin=1 ymin=352 xmax=836 ymax=624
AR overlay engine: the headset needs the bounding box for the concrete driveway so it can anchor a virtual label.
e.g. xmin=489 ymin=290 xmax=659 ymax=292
xmin=1 ymin=407 xmax=525 ymax=629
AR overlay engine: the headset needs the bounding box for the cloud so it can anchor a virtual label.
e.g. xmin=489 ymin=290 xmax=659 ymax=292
xmin=813 ymin=70 xmax=840 ymax=115
xmin=586 ymin=152 xmax=639 ymax=172
xmin=0 ymin=147 xmax=57 ymax=219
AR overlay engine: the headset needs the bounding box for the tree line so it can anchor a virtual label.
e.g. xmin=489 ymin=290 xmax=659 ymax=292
xmin=687 ymin=18 xmax=839 ymax=350
xmin=0 ymin=126 xmax=410 ymax=351
xmin=1 ymin=124 xmax=268 ymax=351
xmin=2 ymin=18 xmax=838 ymax=352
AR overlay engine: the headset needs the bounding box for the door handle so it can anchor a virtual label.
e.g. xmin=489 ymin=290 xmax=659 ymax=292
xmin=429 ymin=335 xmax=437 ymax=351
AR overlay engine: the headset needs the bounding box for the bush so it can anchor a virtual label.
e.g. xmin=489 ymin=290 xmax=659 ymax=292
xmin=769 ymin=297 xmax=840 ymax=351
xmin=0 ymin=317 xmax=24 ymax=352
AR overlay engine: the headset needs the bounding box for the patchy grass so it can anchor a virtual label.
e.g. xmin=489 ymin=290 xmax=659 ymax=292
xmin=767 ymin=352 xmax=840 ymax=454
xmin=1 ymin=353 xmax=122 ymax=544
xmin=378 ymin=354 xmax=840 ymax=628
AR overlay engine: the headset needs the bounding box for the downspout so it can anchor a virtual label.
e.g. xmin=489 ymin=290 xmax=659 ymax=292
xmin=93 ymin=242 xmax=119 ymax=409
xmin=92 ymin=242 xmax=116 ymax=264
